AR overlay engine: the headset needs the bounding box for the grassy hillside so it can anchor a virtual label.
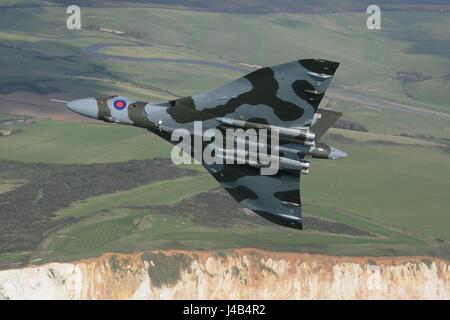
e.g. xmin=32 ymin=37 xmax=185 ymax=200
xmin=305 ymin=138 xmax=450 ymax=240
xmin=5 ymin=0 xmax=448 ymax=13
xmin=82 ymin=8 xmax=450 ymax=108
xmin=0 ymin=120 xmax=170 ymax=163
xmin=0 ymin=119 xmax=449 ymax=266
xmin=1 ymin=8 xmax=449 ymax=102
xmin=0 ymin=7 xmax=448 ymax=139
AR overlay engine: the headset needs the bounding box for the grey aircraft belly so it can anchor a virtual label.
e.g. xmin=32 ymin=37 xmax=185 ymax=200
xmin=66 ymin=59 xmax=347 ymax=230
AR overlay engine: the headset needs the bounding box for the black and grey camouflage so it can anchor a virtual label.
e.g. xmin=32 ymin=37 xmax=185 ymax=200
xmin=66 ymin=59 xmax=346 ymax=230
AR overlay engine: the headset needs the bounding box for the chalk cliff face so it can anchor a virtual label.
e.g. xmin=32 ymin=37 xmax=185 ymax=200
xmin=0 ymin=249 xmax=448 ymax=300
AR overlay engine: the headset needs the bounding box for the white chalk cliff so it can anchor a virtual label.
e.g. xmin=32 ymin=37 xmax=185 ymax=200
xmin=0 ymin=249 xmax=448 ymax=299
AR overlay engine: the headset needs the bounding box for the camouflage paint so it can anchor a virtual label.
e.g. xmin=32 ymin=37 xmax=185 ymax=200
xmin=66 ymin=59 xmax=345 ymax=230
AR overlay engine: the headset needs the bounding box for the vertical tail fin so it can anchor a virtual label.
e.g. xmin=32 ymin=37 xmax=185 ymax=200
xmin=310 ymin=109 xmax=342 ymax=141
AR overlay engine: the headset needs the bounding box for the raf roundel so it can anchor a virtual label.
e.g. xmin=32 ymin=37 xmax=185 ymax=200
xmin=113 ymin=99 xmax=127 ymax=110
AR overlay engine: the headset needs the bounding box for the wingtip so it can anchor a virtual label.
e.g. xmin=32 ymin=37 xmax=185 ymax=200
xmin=299 ymin=59 xmax=340 ymax=76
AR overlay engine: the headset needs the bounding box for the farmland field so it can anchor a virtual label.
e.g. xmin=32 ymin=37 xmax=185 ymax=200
xmin=0 ymin=7 xmax=448 ymax=112
xmin=0 ymin=118 xmax=449 ymax=267
xmin=0 ymin=119 xmax=170 ymax=163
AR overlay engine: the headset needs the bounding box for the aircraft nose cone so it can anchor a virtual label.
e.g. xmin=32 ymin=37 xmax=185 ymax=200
xmin=66 ymin=98 xmax=99 ymax=119
xmin=329 ymin=147 xmax=348 ymax=159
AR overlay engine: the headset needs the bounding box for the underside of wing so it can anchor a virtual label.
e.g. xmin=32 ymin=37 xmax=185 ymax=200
xmin=203 ymin=163 xmax=302 ymax=230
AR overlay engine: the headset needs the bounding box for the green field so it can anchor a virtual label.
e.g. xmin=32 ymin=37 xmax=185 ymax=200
xmin=305 ymin=140 xmax=450 ymax=241
xmin=0 ymin=6 xmax=448 ymax=114
xmin=0 ymin=119 xmax=171 ymax=163
xmin=328 ymin=99 xmax=450 ymax=140
xmin=84 ymin=9 xmax=450 ymax=111
xmin=54 ymin=175 xmax=218 ymax=219
xmin=0 ymin=119 xmax=448 ymax=266
xmin=0 ymin=179 xmax=27 ymax=194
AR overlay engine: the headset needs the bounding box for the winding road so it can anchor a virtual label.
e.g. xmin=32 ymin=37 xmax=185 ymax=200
xmin=82 ymin=40 xmax=450 ymax=121
xmin=82 ymin=41 xmax=248 ymax=72
xmin=326 ymin=88 xmax=450 ymax=121
xmin=1 ymin=34 xmax=448 ymax=122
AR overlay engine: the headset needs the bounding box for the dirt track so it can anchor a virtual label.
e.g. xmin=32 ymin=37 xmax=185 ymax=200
xmin=83 ymin=39 xmax=450 ymax=121
xmin=327 ymin=88 xmax=450 ymax=122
